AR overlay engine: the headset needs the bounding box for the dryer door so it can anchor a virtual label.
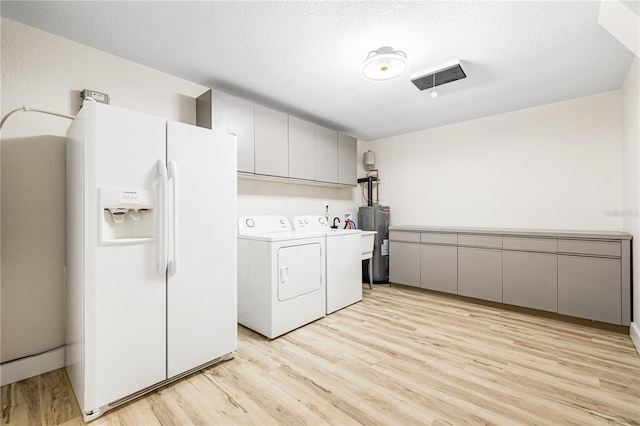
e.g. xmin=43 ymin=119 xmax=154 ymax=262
xmin=277 ymin=243 xmax=322 ymax=301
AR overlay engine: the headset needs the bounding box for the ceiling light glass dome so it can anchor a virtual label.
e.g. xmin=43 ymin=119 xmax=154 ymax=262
xmin=362 ymin=46 xmax=408 ymax=81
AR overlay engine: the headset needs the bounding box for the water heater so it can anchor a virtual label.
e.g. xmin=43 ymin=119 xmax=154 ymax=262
xmin=358 ymin=205 xmax=390 ymax=284
xmin=363 ymin=150 xmax=376 ymax=171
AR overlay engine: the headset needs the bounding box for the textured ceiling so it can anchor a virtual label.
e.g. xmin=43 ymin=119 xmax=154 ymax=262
xmin=1 ymin=1 xmax=635 ymax=141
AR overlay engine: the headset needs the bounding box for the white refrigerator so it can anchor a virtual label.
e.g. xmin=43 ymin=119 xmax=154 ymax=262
xmin=66 ymin=101 xmax=237 ymax=421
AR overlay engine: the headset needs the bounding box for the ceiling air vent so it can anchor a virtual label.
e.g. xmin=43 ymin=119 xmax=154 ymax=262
xmin=411 ymin=60 xmax=466 ymax=91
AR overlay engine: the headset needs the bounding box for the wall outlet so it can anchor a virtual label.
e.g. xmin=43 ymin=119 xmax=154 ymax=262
xmin=80 ymin=89 xmax=110 ymax=104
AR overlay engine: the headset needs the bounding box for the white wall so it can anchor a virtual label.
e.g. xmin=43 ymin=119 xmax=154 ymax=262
xmin=1 ymin=15 xmax=635 ymax=374
xmin=622 ymin=57 xmax=639 ymax=349
xmin=238 ymin=178 xmax=359 ymax=222
xmin=0 ymin=17 xmax=358 ymax=370
xmin=359 ymin=91 xmax=624 ymax=231
xmin=0 ymin=18 xmax=205 ymax=365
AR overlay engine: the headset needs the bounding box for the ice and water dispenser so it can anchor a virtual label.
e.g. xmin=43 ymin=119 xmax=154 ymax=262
xmin=99 ymin=187 xmax=155 ymax=243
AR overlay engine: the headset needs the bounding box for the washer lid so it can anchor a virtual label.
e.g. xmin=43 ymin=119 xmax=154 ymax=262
xmin=325 ymin=228 xmax=362 ymax=236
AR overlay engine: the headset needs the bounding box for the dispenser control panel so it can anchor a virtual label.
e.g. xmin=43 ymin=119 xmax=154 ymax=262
xmin=122 ymin=191 xmax=138 ymax=200
xmin=101 ymin=188 xmax=151 ymax=208
xmin=99 ymin=187 xmax=155 ymax=244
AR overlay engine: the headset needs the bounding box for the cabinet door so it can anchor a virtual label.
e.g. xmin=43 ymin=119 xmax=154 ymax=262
xmin=458 ymin=247 xmax=502 ymax=302
xmin=288 ymin=116 xmax=316 ymax=181
xmin=503 ymin=251 xmax=557 ymax=312
xmin=421 ymin=244 xmax=457 ymax=294
xmin=338 ymin=133 xmax=357 ymax=185
xmin=558 ymin=255 xmax=621 ymax=324
xmin=211 ymin=92 xmax=255 ymax=174
xmin=254 ymin=105 xmax=288 ymax=177
xmin=315 ymin=126 xmax=338 ymax=183
xmin=389 ymin=241 xmax=420 ymax=287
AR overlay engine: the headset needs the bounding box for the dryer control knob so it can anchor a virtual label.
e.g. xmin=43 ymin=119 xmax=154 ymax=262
xmin=245 ymin=218 xmax=255 ymax=228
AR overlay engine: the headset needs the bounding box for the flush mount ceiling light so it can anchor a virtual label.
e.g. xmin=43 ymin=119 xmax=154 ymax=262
xmin=362 ymin=46 xmax=408 ymax=81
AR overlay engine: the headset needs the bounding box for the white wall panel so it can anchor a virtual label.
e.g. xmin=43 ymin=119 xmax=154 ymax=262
xmin=622 ymin=58 xmax=639 ymax=337
xmin=359 ymin=91 xmax=624 ymax=231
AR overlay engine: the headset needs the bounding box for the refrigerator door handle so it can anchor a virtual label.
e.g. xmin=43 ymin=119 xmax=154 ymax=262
xmin=168 ymin=160 xmax=179 ymax=277
xmin=157 ymin=159 xmax=168 ymax=276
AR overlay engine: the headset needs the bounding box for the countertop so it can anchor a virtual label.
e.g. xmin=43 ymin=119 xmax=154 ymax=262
xmin=389 ymin=225 xmax=632 ymax=240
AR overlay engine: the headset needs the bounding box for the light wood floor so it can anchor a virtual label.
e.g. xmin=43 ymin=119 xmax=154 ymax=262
xmin=3 ymin=285 xmax=640 ymax=425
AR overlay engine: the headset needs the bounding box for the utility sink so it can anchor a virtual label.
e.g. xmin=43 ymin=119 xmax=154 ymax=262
xmin=361 ymin=231 xmax=377 ymax=260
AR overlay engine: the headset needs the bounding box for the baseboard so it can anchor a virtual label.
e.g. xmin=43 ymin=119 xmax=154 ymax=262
xmin=0 ymin=347 xmax=65 ymax=386
xmin=631 ymin=322 xmax=640 ymax=356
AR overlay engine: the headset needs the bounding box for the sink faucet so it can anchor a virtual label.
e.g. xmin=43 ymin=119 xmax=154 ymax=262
xmin=331 ymin=217 xmax=341 ymax=229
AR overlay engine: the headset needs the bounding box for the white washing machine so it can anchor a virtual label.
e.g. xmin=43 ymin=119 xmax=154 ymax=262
xmin=237 ymin=215 xmax=326 ymax=339
xmin=293 ymin=215 xmax=362 ymax=314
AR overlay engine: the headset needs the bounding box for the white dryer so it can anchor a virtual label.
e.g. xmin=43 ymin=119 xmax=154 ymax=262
xmin=237 ymin=216 xmax=326 ymax=339
xmin=293 ymin=215 xmax=362 ymax=314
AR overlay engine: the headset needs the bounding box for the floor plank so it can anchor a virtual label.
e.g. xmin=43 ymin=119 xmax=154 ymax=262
xmin=2 ymin=285 xmax=639 ymax=425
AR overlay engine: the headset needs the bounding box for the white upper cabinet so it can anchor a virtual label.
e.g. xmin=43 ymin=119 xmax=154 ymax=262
xmin=315 ymin=126 xmax=338 ymax=183
xmin=254 ymin=105 xmax=289 ymax=177
xmin=288 ymin=116 xmax=316 ymax=181
xmin=213 ymin=94 xmax=255 ymax=174
xmin=197 ymin=90 xmax=255 ymax=174
xmin=196 ymin=90 xmax=356 ymax=186
xmin=338 ymin=133 xmax=357 ymax=185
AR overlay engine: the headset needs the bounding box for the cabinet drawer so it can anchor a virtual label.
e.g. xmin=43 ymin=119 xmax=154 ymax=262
xmin=458 ymin=234 xmax=502 ymax=249
xmin=389 ymin=231 xmax=420 ymax=243
xmin=558 ymin=239 xmax=621 ymax=257
xmin=503 ymin=237 xmax=557 ymax=253
xmin=421 ymin=232 xmax=457 ymax=245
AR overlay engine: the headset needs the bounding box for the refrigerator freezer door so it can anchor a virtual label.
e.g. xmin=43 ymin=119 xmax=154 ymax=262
xmin=166 ymin=121 xmax=238 ymax=378
xmin=85 ymin=103 xmax=167 ymax=410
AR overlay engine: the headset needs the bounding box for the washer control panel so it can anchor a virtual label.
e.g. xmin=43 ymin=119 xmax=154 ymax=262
xmin=238 ymin=215 xmax=292 ymax=234
xmin=293 ymin=215 xmax=329 ymax=231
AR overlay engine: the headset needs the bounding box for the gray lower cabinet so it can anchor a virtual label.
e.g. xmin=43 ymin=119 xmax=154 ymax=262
xmin=389 ymin=227 xmax=630 ymax=325
xmin=458 ymin=247 xmax=502 ymax=302
xmin=288 ymin=116 xmax=315 ymax=181
xmin=558 ymin=255 xmax=622 ymax=324
xmin=254 ymin=105 xmax=288 ymax=177
xmin=389 ymin=241 xmax=420 ymax=287
xmin=420 ymin=244 xmax=457 ymax=293
xmin=503 ymin=251 xmax=557 ymax=312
